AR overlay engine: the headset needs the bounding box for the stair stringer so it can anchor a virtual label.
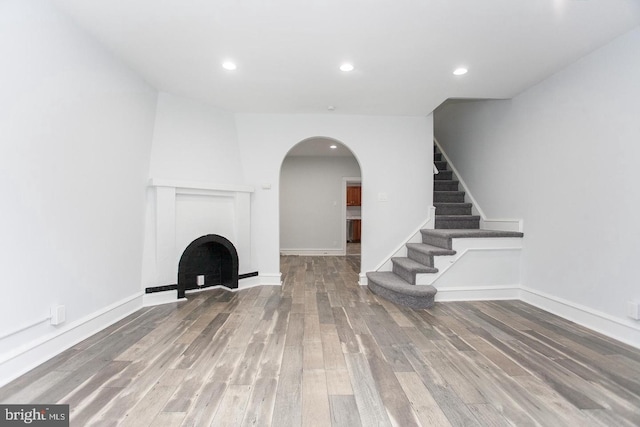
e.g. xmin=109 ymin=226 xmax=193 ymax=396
xmin=415 ymin=237 xmax=523 ymax=300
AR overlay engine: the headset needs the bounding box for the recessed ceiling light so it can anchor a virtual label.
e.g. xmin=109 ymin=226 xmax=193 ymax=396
xmin=340 ymin=63 xmax=354 ymax=72
xmin=222 ymin=61 xmax=237 ymax=71
xmin=330 ymin=144 xmax=337 ymax=149
xmin=327 ymin=105 xmax=335 ymax=111
xmin=453 ymin=67 xmax=468 ymax=76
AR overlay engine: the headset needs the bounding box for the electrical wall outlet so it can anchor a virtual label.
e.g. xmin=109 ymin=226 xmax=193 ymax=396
xmin=197 ymin=275 xmax=205 ymax=286
xmin=50 ymin=305 xmax=66 ymax=325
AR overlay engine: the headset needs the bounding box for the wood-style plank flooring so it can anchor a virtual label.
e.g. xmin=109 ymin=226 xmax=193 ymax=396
xmin=1 ymin=255 xmax=640 ymax=426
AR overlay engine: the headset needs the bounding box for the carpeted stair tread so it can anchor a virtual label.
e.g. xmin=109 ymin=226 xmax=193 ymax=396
xmin=436 ymin=214 xmax=481 ymax=220
xmin=391 ymin=257 xmax=438 ymax=285
xmin=391 ymin=257 xmax=438 ymax=273
xmin=434 ymin=202 xmax=472 ymax=208
xmin=434 ymin=202 xmax=472 ymax=215
xmin=421 ymin=228 xmax=524 ymax=249
xmin=434 ymin=170 xmax=453 ymax=180
xmin=434 ymin=191 xmax=466 ymax=203
xmin=434 ymin=180 xmax=460 ymax=191
xmin=367 ymin=272 xmax=436 ymax=309
xmin=406 ymin=242 xmax=456 ymax=256
xmin=434 ymin=160 xmax=448 ymax=170
xmin=422 ymin=229 xmax=524 ymax=239
xmin=435 ymin=215 xmax=480 ymax=229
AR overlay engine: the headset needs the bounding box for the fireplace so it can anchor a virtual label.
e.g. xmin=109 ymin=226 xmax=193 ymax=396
xmin=177 ymin=234 xmax=238 ymax=298
xmin=143 ymin=179 xmax=254 ymax=302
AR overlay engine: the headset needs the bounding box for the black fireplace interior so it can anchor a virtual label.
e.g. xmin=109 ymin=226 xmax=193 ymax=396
xmin=177 ymin=234 xmax=238 ymax=298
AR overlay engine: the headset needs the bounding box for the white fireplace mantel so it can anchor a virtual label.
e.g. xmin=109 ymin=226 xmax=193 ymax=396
xmin=147 ymin=178 xmax=254 ymax=290
xmin=149 ymin=178 xmax=254 ymax=194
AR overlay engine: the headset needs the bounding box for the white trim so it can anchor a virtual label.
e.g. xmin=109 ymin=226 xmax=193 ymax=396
xmin=359 ymin=273 xmax=368 ymax=286
xmin=435 ymin=285 xmax=520 ymax=301
xmin=143 ymin=274 xmax=277 ymax=307
xmin=433 ymin=138 xmax=523 ymax=233
xmin=183 ymin=283 xmax=268 ymax=296
xmin=481 ymin=219 xmax=524 ymax=233
xmin=149 ymin=178 xmax=254 ymax=193
xmin=143 ymin=291 xmax=182 ymax=307
xmin=238 ymin=275 xmax=261 ymax=289
xmin=374 ymin=206 xmax=436 ymax=272
xmin=280 ymin=249 xmax=345 ymax=256
xmin=520 ymin=287 xmax=640 ymax=350
xmin=0 ymin=292 xmax=143 ymax=387
xmin=258 ymin=273 xmax=282 ymax=286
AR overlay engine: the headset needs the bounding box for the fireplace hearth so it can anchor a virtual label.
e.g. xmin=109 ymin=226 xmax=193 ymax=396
xmin=177 ymin=234 xmax=239 ymax=298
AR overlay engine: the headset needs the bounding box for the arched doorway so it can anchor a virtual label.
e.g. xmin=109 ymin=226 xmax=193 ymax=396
xmin=279 ymin=137 xmax=362 ymax=263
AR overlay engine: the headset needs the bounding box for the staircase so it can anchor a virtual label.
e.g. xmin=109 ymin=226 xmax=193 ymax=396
xmin=366 ymin=144 xmax=524 ymax=309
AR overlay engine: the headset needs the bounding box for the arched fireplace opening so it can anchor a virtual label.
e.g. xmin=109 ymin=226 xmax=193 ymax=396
xmin=177 ymin=234 xmax=239 ymax=298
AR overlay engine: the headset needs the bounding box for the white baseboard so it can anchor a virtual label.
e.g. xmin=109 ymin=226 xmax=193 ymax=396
xmin=435 ymin=285 xmax=520 ymax=302
xmin=359 ymin=273 xmax=367 ymax=286
xmin=146 ymin=273 xmax=283 ymax=308
xmin=280 ymin=249 xmax=345 ymax=256
xmin=184 ymin=275 xmax=281 ymax=295
xmin=0 ymin=292 xmax=143 ymax=388
xmin=238 ymin=275 xmax=261 ymax=289
xmin=259 ymin=273 xmax=282 ymax=286
xmin=520 ymin=287 xmax=640 ymax=350
xmin=143 ymin=290 xmax=182 ymax=306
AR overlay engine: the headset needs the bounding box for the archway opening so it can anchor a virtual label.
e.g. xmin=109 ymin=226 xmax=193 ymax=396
xmin=279 ymin=137 xmax=362 ymax=265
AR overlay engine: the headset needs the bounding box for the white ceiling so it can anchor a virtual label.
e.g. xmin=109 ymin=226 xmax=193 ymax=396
xmin=53 ymin=0 xmax=640 ymax=116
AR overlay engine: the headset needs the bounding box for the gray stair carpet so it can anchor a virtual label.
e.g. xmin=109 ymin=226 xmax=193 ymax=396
xmin=366 ymin=143 xmax=524 ymax=309
xmin=405 ymin=243 xmax=456 ymax=267
xmin=367 ymin=272 xmax=436 ymax=309
xmin=435 ymin=214 xmax=481 ymax=229
xmin=391 ymin=256 xmax=437 ymax=285
xmin=433 ymin=147 xmax=478 ymax=230
xmin=434 ymin=202 xmax=472 ymax=215
xmin=421 ymin=228 xmax=524 ymax=250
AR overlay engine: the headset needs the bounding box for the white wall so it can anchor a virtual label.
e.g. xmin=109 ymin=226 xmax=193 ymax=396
xmin=435 ymin=27 xmax=640 ymax=344
xmin=280 ymin=156 xmax=361 ymax=253
xmin=0 ymin=0 xmax=157 ymax=383
xmin=236 ymin=114 xmax=433 ymax=279
xmin=148 ymin=92 xmax=244 ymax=183
xmin=141 ymin=93 xmax=250 ymax=288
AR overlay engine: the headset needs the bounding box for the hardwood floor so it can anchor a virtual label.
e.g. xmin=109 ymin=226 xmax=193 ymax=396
xmin=1 ymin=255 xmax=639 ymax=426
